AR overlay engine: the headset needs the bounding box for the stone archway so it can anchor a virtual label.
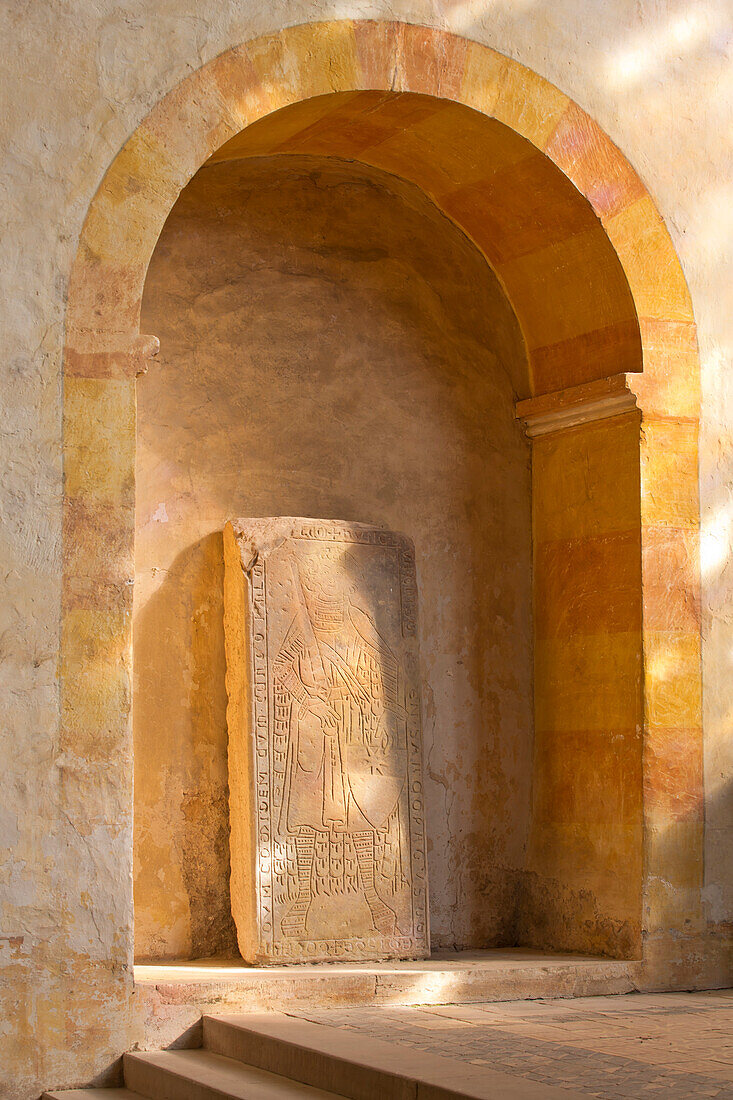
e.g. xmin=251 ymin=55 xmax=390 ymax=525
xmin=62 ymin=19 xmax=702 ymax=1016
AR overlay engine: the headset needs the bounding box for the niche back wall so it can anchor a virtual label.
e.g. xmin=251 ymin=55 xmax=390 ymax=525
xmin=135 ymin=154 xmax=531 ymax=959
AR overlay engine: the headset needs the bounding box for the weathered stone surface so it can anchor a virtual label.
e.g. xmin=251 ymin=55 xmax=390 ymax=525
xmin=223 ymin=517 xmax=429 ymax=963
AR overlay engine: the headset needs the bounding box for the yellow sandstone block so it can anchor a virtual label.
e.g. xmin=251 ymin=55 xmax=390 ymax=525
xmin=532 ymin=727 xmax=642 ymax=827
xmin=284 ymin=21 xmax=359 ymax=98
xmin=644 ymin=631 xmax=702 ymax=730
xmin=249 ymin=22 xmax=358 ymax=110
xmin=533 ymin=415 xmax=641 ymax=542
xmin=535 ymin=530 xmax=642 ymax=639
xmin=61 ymin=607 xmax=131 ymax=759
xmin=223 ymin=517 xmax=429 ymax=965
xmin=64 ymin=379 xmax=135 ymax=504
xmin=243 ymin=33 xmax=292 ymax=112
xmin=406 ymin=104 xmax=532 ymax=195
xmin=363 ymin=126 xmax=478 ymax=203
xmin=80 ymin=126 xmax=182 ymax=267
xmin=205 ymin=45 xmax=273 ymax=136
xmin=459 ymin=40 xmax=507 ymax=117
xmin=605 ymin=197 xmax=695 ymax=323
xmin=498 ymin=226 xmax=637 ymax=350
xmin=493 ymin=61 xmax=570 ymax=150
xmin=640 ymin=419 xmax=699 ymax=528
xmin=646 ymin=821 xmax=704 ymax=890
xmin=143 ymin=56 xmax=262 ymax=178
xmin=644 ymin=723 xmax=703 ymax=823
xmin=535 ymin=631 xmax=642 ymax=734
xmin=633 ymin=319 xmax=700 ymax=419
xmin=208 ymin=91 xmax=363 ymax=163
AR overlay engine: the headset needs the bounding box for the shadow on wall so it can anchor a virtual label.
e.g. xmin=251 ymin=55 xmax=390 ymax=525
xmin=132 ymin=520 xmax=526 ymax=963
xmin=133 ymin=532 xmax=238 ymax=961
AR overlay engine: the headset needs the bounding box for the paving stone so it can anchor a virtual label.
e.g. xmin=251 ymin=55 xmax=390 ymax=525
xmin=282 ymin=989 xmax=733 ymax=1099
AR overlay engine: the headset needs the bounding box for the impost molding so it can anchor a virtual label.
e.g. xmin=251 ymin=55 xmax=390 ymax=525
xmin=516 ymin=373 xmax=640 ymax=437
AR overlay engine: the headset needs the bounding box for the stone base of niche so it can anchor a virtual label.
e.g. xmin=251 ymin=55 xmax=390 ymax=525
xmin=134 ymin=948 xmax=640 ymax=1050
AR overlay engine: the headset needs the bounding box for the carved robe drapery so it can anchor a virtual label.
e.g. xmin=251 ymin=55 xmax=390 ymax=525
xmin=273 ymin=594 xmax=407 ymax=836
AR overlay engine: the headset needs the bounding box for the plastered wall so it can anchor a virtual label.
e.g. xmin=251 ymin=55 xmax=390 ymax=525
xmin=2 ymin=3 xmax=731 ymax=1097
xmin=136 ymin=153 xmax=531 ymax=959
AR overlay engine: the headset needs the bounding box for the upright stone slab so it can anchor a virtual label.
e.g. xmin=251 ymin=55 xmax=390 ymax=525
xmin=223 ymin=517 xmax=429 ymax=964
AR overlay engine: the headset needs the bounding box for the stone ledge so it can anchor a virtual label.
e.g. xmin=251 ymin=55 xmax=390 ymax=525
xmin=515 ymin=375 xmax=639 ymax=437
xmin=134 ymin=949 xmax=641 ymax=1051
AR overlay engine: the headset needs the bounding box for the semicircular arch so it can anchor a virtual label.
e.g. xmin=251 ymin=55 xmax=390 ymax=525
xmin=67 ymin=19 xmax=698 ymax=416
xmin=61 ymin=20 xmax=703 ymax=985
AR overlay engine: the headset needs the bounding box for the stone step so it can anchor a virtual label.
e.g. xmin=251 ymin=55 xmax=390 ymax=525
xmin=203 ymin=1013 xmax=583 ymax=1099
xmin=135 ymin=950 xmax=638 ymax=1045
xmin=44 ymin=1091 xmax=143 ymax=1099
xmin=123 ymin=1049 xmax=350 ymax=1099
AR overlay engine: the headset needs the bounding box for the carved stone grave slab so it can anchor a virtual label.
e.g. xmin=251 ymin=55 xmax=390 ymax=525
xmin=223 ymin=517 xmax=429 ymax=964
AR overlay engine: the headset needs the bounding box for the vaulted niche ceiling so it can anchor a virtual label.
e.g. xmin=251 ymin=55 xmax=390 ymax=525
xmin=208 ymin=91 xmax=642 ymax=399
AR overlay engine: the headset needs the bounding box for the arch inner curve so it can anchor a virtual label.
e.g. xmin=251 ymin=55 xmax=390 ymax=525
xmin=206 ymin=90 xmax=643 ymax=395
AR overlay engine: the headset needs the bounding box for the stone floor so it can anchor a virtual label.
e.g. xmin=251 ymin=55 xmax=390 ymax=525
xmin=293 ymin=989 xmax=733 ymax=1098
xmin=135 ymin=949 xmax=639 ymax=1049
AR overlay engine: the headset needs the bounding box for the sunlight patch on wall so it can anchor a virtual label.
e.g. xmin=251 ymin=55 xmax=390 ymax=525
xmin=607 ymin=3 xmax=730 ymax=88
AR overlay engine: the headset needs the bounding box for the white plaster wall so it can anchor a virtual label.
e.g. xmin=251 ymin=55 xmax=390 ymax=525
xmin=1 ymin=1 xmax=731 ymax=1095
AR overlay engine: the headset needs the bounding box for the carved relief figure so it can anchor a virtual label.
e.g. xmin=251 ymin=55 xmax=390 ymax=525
xmin=224 ymin=517 xmax=429 ymax=964
xmin=272 ymin=547 xmax=407 ymax=939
